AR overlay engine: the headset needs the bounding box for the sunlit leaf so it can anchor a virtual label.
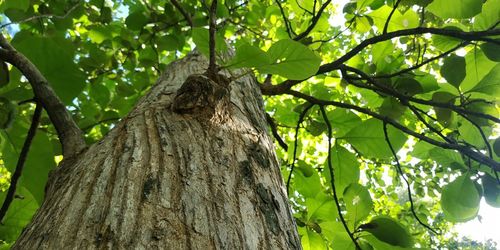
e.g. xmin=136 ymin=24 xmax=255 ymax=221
xmin=257 ymin=39 xmax=321 ymax=80
xmin=428 ymin=0 xmax=483 ymax=18
xmin=342 ymin=119 xmax=407 ymax=159
xmin=441 ymin=175 xmax=481 ymax=222
xmin=343 ymin=183 xmax=373 ymax=227
xmin=360 ymin=216 xmax=413 ymax=247
xmin=0 ymin=187 xmax=38 ymax=242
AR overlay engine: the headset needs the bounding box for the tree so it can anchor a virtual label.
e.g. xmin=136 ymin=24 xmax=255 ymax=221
xmin=0 ymin=0 xmax=499 ymax=249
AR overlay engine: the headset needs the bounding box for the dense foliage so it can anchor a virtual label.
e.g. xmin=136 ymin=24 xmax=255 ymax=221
xmin=0 ymin=0 xmax=499 ymax=248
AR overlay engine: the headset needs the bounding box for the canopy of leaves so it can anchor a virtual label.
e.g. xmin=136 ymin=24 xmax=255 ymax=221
xmin=0 ymin=0 xmax=499 ymax=249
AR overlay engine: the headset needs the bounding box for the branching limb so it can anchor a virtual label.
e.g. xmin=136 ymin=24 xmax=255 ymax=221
xmin=283 ymin=90 xmax=500 ymax=171
xmin=382 ymin=122 xmax=440 ymax=235
xmin=0 ymin=103 xmax=42 ymax=223
xmin=294 ymin=0 xmax=332 ymax=41
xmin=342 ymin=65 xmax=500 ymax=123
xmin=0 ymin=36 xmax=86 ymax=159
xmin=261 ymin=28 xmax=500 ymax=95
xmin=320 ymin=105 xmax=361 ymax=250
xmin=286 ymin=103 xmax=314 ymax=194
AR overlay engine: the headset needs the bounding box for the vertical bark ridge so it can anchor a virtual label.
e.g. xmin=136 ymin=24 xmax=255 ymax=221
xmin=14 ymin=52 xmax=301 ymax=249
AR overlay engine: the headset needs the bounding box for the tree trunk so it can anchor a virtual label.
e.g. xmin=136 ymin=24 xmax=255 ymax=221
xmin=13 ymin=52 xmax=301 ymax=249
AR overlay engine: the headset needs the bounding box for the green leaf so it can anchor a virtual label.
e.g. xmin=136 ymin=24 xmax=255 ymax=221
xmin=125 ymin=11 xmax=149 ymax=31
xmin=192 ymin=27 xmax=227 ymax=57
xmin=440 ymin=55 xmax=466 ymax=88
xmin=429 ymin=147 xmax=465 ymax=169
xmin=257 ymin=39 xmax=321 ymax=80
xmin=441 ymin=175 xmax=481 ymax=222
xmin=480 ymin=42 xmax=500 ymax=62
xmin=461 ymin=47 xmax=497 ymax=92
xmin=379 ymin=97 xmax=407 ymax=119
xmin=306 ymin=193 xmax=339 ymax=222
xmin=0 ymin=0 xmax=29 ymax=11
xmin=156 ymin=35 xmax=185 ymax=52
xmin=468 ymin=63 xmax=500 ymax=96
xmin=90 ymin=82 xmax=111 ymax=107
xmin=360 ymin=216 xmax=413 ymax=247
xmin=12 ymin=32 xmax=85 ymax=104
xmin=369 ymin=6 xmax=419 ymax=32
xmin=323 ymin=144 xmax=360 ymax=196
xmin=327 ymin=109 xmax=362 ymax=137
xmin=428 ymin=0 xmax=483 ymax=18
xmin=299 ymin=227 xmax=327 ymax=250
xmin=0 ymin=187 xmax=38 ymax=242
xmin=473 ymin=0 xmax=500 ymax=30
xmin=320 ymin=221 xmax=356 ymax=249
xmin=0 ymin=97 xmax=16 ymax=129
xmin=393 ymin=77 xmax=423 ymax=96
xmin=0 ymin=60 xmax=9 ymax=88
xmin=432 ymin=92 xmax=456 ymax=127
xmin=225 ymin=43 xmax=270 ymax=69
xmin=458 ymin=120 xmax=490 ymax=149
xmin=342 ymin=119 xmax=407 ymax=159
xmin=294 ymin=169 xmax=322 ymax=198
xmin=482 ymin=174 xmax=500 ymax=207
xmin=343 ymin=183 xmax=373 ymax=227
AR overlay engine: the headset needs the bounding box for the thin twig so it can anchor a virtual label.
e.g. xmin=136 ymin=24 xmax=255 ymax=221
xmin=0 ymin=1 xmax=82 ymax=29
xmin=265 ymin=113 xmax=288 ymax=151
xmin=320 ymin=105 xmax=361 ymax=249
xmin=0 ymin=103 xmax=42 ymax=223
xmin=373 ymin=42 xmax=467 ymax=79
xmin=382 ymin=122 xmax=440 ymax=235
xmin=294 ymin=0 xmax=332 ymax=41
xmin=286 ymin=103 xmax=314 ymax=194
xmin=170 ymin=0 xmax=193 ymax=27
xmin=275 ymin=0 xmax=294 ymax=38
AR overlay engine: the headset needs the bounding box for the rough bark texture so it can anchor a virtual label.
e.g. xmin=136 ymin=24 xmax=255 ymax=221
xmin=13 ymin=52 xmax=301 ymax=249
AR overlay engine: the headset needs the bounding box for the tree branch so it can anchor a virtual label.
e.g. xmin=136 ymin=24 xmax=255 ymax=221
xmin=283 ymin=90 xmax=500 ymax=171
xmin=275 ymin=0 xmax=294 ymax=38
xmin=341 ymin=65 xmax=500 ymax=124
xmin=261 ymin=27 xmax=500 ymax=95
xmin=294 ymin=0 xmax=331 ymax=41
xmin=0 ymin=36 xmax=86 ymax=159
xmin=170 ymin=0 xmax=193 ymax=27
xmin=0 ymin=103 xmax=42 ymax=223
xmin=207 ymin=0 xmax=218 ymax=78
xmin=382 ymin=0 xmax=402 ymax=34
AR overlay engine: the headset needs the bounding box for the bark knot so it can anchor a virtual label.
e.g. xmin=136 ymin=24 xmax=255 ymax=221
xmin=172 ymin=74 xmax=230 ymax=119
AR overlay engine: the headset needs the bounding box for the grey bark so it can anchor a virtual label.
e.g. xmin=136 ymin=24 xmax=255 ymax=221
xmin=13 ymin=52 xmax=301 ymax=249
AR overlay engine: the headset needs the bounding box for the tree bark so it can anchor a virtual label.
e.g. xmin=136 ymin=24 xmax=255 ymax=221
xmin=13 ymin=52 xmax=301 ymax=249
